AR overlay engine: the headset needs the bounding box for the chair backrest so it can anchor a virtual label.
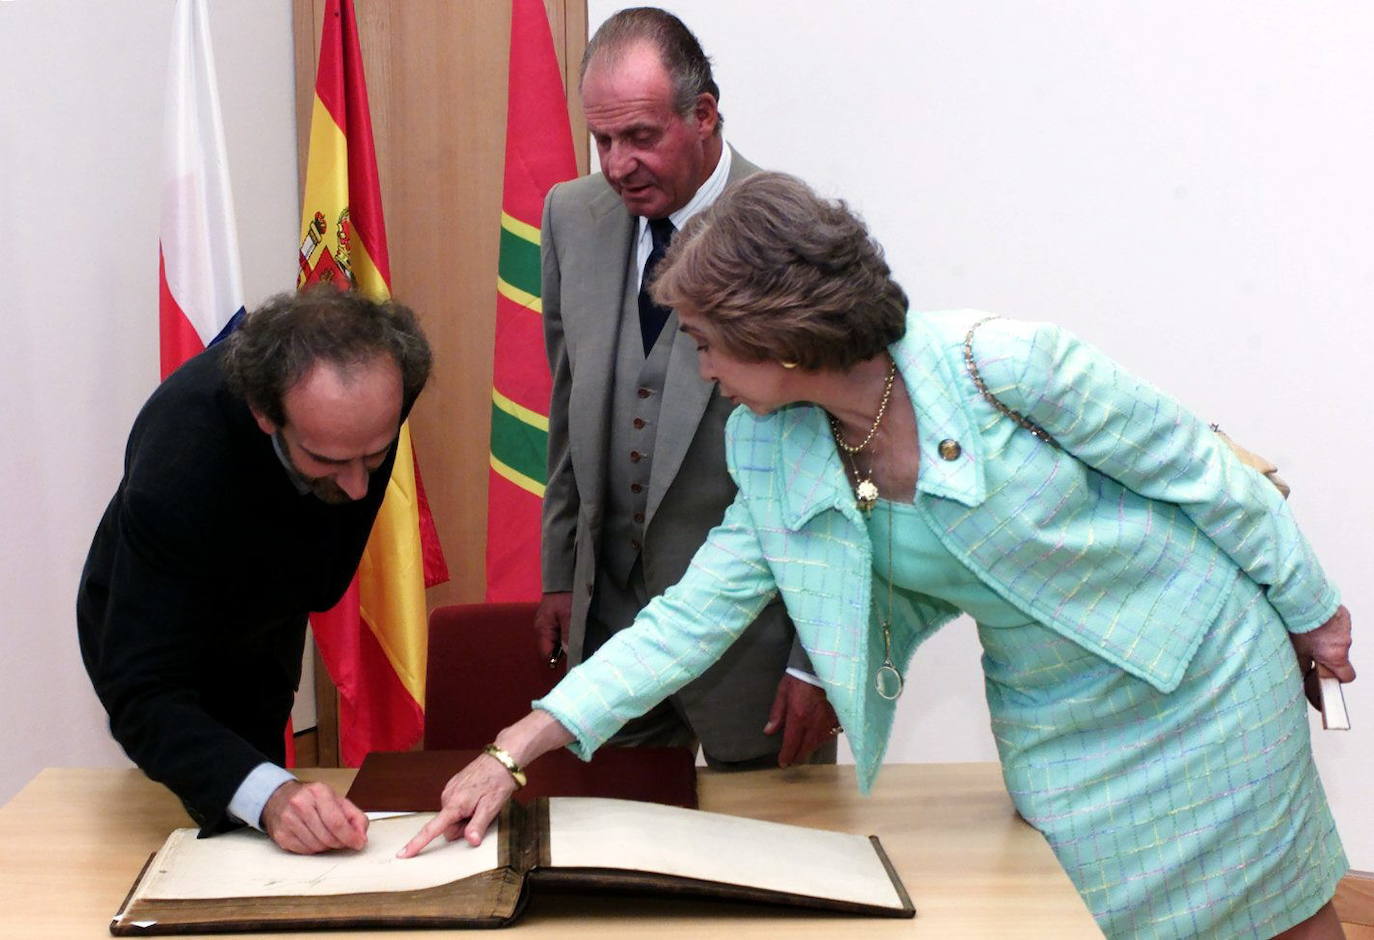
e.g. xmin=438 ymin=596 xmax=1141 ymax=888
xmin=423 ymin=602 xmax=564 ymax=749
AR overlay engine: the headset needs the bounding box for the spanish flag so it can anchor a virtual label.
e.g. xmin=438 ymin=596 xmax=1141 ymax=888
xmin=299 ymin=0 xmax=448 ymax=765
xmin=485 ymin=0 xmax=578 ymax=601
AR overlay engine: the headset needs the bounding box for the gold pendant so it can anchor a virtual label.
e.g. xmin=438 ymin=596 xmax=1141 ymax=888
xmin=855 ymin=478 xmax=879 ymax=513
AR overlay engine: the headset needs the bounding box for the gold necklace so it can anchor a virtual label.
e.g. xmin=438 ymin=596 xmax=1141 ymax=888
xmin=831 ymin=356 xmax=904 ymax=698
xmin=829 ymin=357 xmax=897 ymax=514
xmin=830 ymin=358 xmax=897 ymax=455
xmin=842 ymin=440 xmax=903 ymax=697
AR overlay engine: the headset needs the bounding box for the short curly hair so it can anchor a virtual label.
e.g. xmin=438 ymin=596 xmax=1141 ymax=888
xmin=222 ymin=287 xmax=432 ymax=427
xmin=649 ymin=172 xmax=907 ymax=371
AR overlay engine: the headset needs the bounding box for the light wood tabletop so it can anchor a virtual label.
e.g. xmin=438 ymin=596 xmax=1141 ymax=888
xmin=0 ymin=762 xmax=1099 ymax=937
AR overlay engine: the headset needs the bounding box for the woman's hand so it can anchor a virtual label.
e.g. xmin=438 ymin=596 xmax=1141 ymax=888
xmin=396 ymin=709 xmax=575 ymax=858
xmin=396 ymin=752 xmax=518 ymax=857
xmin=1290 ymin=605 xmax=1355 ymax=709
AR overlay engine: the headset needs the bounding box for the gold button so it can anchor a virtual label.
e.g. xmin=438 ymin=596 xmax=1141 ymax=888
xmin=938 ymin=439 xmax=962 ymax=460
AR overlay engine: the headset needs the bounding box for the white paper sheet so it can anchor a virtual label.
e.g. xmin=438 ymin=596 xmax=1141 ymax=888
xmin=139 ymin=813 xmax=498 ymax=899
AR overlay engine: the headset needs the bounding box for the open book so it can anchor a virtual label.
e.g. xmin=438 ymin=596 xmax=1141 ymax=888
xmin=111 ymin=797 xmax=914 ymax=933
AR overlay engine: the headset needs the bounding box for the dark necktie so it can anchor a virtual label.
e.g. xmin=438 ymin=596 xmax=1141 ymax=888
xmin=638 ymin=217 xmax=676 ymax=355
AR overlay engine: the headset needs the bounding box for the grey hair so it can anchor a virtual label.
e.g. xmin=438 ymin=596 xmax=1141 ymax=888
xmin=580 ymin=7 xmax=724 ymax=132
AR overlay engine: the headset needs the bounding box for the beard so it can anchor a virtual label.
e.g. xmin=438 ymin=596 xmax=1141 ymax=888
xmin=305 ymin=477 xmax=353 ymax=505
xmin=274 ymin=431 xmax=358 ymax=504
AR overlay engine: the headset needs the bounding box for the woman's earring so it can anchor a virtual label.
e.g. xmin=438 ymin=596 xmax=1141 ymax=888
xmin=781 ymin=361 xmax=798 ymax=369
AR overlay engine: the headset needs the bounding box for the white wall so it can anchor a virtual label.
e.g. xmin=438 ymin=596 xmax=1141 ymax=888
xmin=0 ymin=0 xmax=300 ymax=798
xmin=591 ymin=0 xmax=1374 ymax=866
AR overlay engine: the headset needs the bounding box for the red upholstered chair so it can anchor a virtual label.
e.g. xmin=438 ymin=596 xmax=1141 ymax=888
xmin=423 ymin=602 xmax=565 ymax=749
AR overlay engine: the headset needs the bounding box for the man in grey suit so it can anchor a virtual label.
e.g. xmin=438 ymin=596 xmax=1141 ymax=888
xmin=535 ymin=8 xmax=838 ymax=769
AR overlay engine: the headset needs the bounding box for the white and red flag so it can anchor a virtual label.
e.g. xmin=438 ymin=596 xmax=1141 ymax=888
xmin=157 ymin=0 xmax=244 ymax=380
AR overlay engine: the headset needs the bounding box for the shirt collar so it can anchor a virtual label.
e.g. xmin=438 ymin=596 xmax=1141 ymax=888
xmin=636 ymin=139 xmax=733 ymax=245
xmin=270 ymin=431 xmax=313 ymax=495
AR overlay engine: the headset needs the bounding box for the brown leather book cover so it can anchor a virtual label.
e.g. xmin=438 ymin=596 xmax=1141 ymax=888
xmin=346 ymin=746 xmax=699 ymax=812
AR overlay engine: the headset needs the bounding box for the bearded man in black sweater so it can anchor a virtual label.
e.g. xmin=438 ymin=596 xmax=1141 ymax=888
xmin=77 ymin=288 xmax=432 ymax=855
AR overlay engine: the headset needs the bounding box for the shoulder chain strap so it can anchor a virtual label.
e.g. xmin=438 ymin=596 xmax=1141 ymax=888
xmin=962 ymin=316 xmax=1060 ymax=448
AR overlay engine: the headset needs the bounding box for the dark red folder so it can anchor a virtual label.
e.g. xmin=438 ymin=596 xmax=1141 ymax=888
xmin=346 ymin=746 xmax=699 ymax=812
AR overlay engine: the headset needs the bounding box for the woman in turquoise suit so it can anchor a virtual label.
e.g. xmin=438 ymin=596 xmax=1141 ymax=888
xmin=403 ymin=173 xmax=1355 ymax=938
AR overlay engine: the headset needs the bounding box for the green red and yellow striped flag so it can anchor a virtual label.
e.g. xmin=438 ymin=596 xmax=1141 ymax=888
xmin=485 ymin=0 xmax=577 ymax=601
xmin=299 ymin=0 xmax=448 ymax=765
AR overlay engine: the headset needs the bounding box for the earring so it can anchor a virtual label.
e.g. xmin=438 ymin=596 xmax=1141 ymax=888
xmin=781 ymin=360 xmax=798 ymax=369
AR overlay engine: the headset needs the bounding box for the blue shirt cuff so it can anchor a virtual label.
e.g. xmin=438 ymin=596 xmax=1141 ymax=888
xmin=227 ymin=763 xmax=296 ymax=831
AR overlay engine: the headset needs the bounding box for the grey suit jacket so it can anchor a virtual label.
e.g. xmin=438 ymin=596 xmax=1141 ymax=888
xmin=539 ymin=149 xmax=803 ymax=761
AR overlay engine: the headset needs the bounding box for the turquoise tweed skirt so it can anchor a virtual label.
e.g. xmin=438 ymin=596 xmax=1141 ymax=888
xmin=981 ymin=570 xmax=1346 ymax=938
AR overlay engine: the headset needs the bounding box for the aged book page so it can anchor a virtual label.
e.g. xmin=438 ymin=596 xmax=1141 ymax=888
xmin=138 ymin=813 xmax=499 ymax=899
xmin=546 ymin=797 xmax=904 ymax=909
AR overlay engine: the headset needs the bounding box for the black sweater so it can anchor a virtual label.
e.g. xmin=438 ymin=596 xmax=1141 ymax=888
xmin=76 ymin=345 xmax=397 ymax=833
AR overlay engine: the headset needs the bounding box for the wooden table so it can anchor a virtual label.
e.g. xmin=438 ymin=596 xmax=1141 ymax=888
xmin=0 ymin=763 xmax=1099 ymax=937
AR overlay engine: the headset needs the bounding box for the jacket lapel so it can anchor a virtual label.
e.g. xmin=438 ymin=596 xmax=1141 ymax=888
xmin=646 ymin=322 xmax=715 ymax=522
xmin=568 ymin=187 xmax=636 ymax=500
xmin=775 ymin=404 xmax=862 ymax=529
xmin=644 ymin=147 xmax=762 ymax=524
xmin=897 ymin=316 xmax=987 ymax=508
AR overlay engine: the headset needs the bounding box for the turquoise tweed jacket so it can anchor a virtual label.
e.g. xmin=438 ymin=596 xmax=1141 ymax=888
xmin=536 ymin=310 xmax=1339 ymax=791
